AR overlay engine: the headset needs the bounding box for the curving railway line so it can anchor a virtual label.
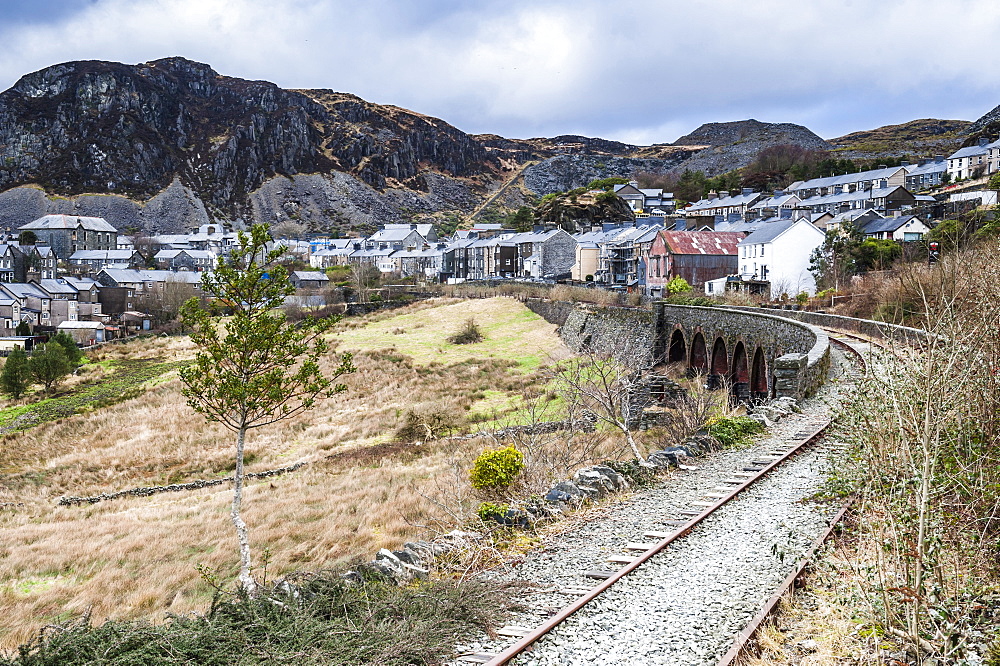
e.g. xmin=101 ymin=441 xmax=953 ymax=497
xmin=453 ymin=326 xmax=883 ymax=666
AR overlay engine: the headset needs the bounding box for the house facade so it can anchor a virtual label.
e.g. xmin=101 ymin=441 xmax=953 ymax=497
xmin=737 ymin=218 xmax=825 ymax=296
xmin=19 ymin=215 xmax=118 ymax=259
xmin=646 ymin=231 xmax=742 ymax=296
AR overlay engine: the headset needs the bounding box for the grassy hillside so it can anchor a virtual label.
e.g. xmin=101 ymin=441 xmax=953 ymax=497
xmin=0 ymin=298 xmax=572 ymax=649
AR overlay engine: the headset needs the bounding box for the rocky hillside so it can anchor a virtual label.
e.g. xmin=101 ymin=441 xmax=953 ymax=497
xmin=828 ymin=118 xmax=968 ymax=160
xmin=0 ymin=57 xmax=501 ymax=233
xmin=960 ymin=103 xmax=1000 ymax=145
xmin=665 ymin=119 xmax=830 ymax=176
xmin=534 ymin=188 xmax=635 ymax=233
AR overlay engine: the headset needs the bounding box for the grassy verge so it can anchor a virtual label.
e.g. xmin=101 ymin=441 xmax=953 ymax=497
xmin=2 ymin=574 xmax=517 ymax=666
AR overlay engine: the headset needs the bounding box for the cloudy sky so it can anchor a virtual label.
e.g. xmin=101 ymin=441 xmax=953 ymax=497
xmin=1 ymin=0 xmax=999 ymax=144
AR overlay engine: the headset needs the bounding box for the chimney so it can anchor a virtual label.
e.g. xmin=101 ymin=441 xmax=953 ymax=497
xmin=628 ymin=180 xmax=639 ymax=188
xmin=410 ymin=223 xmax=417 ymax=230
xmin=979 ymin=137 xmax=990 ymax=147
xmin=935 ymin=154 xmax=944 ymax=163
xmin=773 ymin=189 xmax=784 ymax=198
xmin=708 ymin=191 xmax=719 ymax=201
xmin=900 ymin=160 xmax=910 ymax=166
xmin=918 ymin=158 xmax=928 ymax=167
xmin=742 ymin=187 xmax=753 ymax=196
xmin=878 ymin=164 xmax=887 ymax=170
xmin=532 ymin=224 xmax=544 ymax=233
xmin=779 ymin=208 xmax=792 ymax=219
xmin=718 ymin=190 xmax=729 ymax=199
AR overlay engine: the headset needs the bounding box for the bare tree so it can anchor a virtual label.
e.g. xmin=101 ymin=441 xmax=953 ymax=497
xmin=551 ymin=335 xmax=655 ymax=462
xmin=349 ymin=262 xmax=381 ymax=304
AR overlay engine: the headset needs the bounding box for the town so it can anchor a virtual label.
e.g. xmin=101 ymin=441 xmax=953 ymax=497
xmin=2 ymin=140 xmax=994 ymax=352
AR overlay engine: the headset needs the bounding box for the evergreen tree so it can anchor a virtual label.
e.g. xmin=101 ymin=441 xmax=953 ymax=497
xmin=1 ymin=347 xmax=32 ymax=399
xmin=29 ymin=343 xmax=71 ymax=392
xmin=50 ymin=331 xmax=84 ymax=366
xmin=180 ymin=224 xmax=355 ymax=593
xmin=14 ymin=321 xmax=30 ymax=336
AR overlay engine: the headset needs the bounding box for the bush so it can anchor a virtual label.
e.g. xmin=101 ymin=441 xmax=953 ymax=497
xmin=1 ymin=573 xmax=511 ymax=666
xmin=469 ymin=446 xmax=524 ymax=490
xmin=475 ymin=501 xmax=510 ymax=522
xmin=707 ymin=416 xmax=765 ymax=448
xmin=666 ymin=276 xmax=692 ymax=295
xmin=50 ymin=331 xmax=84 ymax=366
xmin=448 ymin=318 xmax=483 ymax=345
xmin=394 ymin=409 xmax=457 ymax=442
xmin=28 ymin=342 xmax=71 ymax=392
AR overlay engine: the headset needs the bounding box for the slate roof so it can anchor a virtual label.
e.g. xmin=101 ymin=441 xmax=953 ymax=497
xmin=686 ymin=191 xmax=761 ymax=212
xmin=20 ymin=214 xmax=117 ymax=232
xmin=1 ymin=283 xmax=49 ymax=299
xmin=290 ymin=271 xmax=329 ymax=282
xmin=37 ymin=279 xmax=79 ymax=295
xmin=799 ymin=186 xmax=907 ymax=208
xmin=750 ymin=194 xmax=800 ymax=210
xmin=660 ymin=231 xmax=743 ymax=255
xmin=70 ymin=250 xmax=137 ymax=261
xmin=861 ymin=215 xmax=920 ymax=234
xmin=738 ymin=218 xmax=801 ymax=245
xmin=787 ymin=166 xmax=907 ymax=192
xmin=947 ymin=142 xmax=999 ymax=160
xmin=99 ymin=269 xmax=202 ymax=285
xmin=905 ymin=160 xmax=948 ymax=176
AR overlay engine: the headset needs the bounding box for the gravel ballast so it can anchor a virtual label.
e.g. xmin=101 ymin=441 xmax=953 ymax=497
xmin=452 ymin=345 xmax=859 ymax=665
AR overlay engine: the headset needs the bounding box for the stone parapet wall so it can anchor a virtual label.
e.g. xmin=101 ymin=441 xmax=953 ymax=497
xmin=725 ymin=306 xmax=932 ymax=344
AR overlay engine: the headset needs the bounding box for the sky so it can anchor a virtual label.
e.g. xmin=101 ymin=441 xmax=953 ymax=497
xmin=1 ymin=0 xmax=999 ymax=145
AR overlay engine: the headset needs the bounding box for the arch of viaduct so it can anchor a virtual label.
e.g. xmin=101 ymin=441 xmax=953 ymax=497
xmin=524 ymin=299 xmax=830 ymax=403
xmin=650 ymin=303 xmax=830 ymax=403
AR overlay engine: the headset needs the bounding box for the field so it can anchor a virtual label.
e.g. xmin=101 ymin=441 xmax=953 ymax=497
xmin=0 ymin=297 xmax=575 ymax=650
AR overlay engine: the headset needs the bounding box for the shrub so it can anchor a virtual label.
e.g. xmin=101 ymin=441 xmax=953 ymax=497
xmin=666 ymin=275 xmax=692 ymax=295
xmin=707 ymin=416 xmax=765 ymax=448
xmin=28 ymin=342 xmax=71 ymax=392
xmin=394 ymin=409 xmax=457 ymax=442
xmin=51 ymin=331 xmax=84 ymax=366
xmin=475 ymin=501 xmax=509 ymax=522
xmin=448 ymin=318 xmax=483 ymax=345
xmin=469 ymin=446 xmax=524 ymax=490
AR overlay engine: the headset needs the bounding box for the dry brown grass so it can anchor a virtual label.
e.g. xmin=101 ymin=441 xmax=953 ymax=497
xmin=0 ymin=297 xmax=580 ymax=649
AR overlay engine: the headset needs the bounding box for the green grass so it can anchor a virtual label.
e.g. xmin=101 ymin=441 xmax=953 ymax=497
xmin=335 ymin=298 xmax=566 ymax=374
xmin=0 ymin=359 xmax=188 ymax=434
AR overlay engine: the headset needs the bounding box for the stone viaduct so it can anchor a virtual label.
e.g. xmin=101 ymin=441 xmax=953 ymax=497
xmin=524 ymin=299 xmax=831 ymax=403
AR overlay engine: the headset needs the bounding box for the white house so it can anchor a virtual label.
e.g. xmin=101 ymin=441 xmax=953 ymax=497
xmin=947 ymin=137 xmax=1000 ymax=181
xmin=860 ymin=215 xmax=931 ymax=241
xmin=736 ymin=217 xmax=825 ymax=296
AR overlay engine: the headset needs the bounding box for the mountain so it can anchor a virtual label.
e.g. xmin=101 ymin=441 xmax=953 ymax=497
xmin=960 ymin=104 xmax=1000 ymax=145
xmin=828 ymin=118 xmax=969 ymax=159
xmin=0 ymin=57 xmax=503 ymax=233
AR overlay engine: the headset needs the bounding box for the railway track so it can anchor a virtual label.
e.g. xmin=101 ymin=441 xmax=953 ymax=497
xmin=452 ymin=328 xmax=877 ymax=666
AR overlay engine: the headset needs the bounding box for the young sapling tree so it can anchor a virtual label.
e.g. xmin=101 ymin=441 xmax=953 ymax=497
xmin=180 ymin=224 xmax=355 ymax=593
